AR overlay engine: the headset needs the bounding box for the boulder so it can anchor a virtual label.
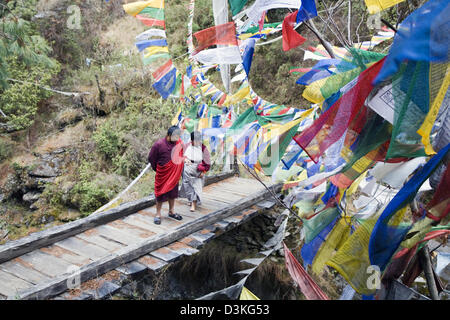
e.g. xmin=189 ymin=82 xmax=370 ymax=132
xmin=33 ymin=177 xmax=56 ymax=190
xmin=29 ymin=161 xmax=60 ymax=178
xmin=28 ymin=150 xmax=65 ymax=178
xmin=2 ymin=173 xmax=22 ymax=198
xmin=22 ymin=191 xmax=41 ymax=204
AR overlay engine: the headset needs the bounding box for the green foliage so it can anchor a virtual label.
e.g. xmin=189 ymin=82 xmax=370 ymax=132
xmin=0 ymin=57 xmax=60 ymax=131
xmin=93 ymin=121 xmax=121 ymax=159
xmin=192 ymin=0 xmax=214 ymax=32
xmin=0 ymin=0 xmax=58 ymax=88
xmin=69 ymin=161 xmax=127 ymax=214
xmin=0 ymin=0 xmax=60 ymax=131
xmin=92 ymin=98 xmax=178 ymax=178
xmin=249 ymin=42 xmax=307 ymax=107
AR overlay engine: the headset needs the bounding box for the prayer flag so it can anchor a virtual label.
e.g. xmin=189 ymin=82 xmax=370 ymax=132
xmin=364 ymin=0 xmax=406 ymax=14
xmin=282 ymin=10 xmax=307 ymax=51
xmin=229 ymin=0 xmax=249 ymax=16
xmin=296 ymin=0 xmax=318 ymax=23
xmin=193 ymin=22 xmax=239 ymax=54
xmin=283 ymin=242 xmax=329 ymax=300
xmin=152 ymin=67 xmax=177 ymax=99
xmin=373 ymin=0 xmax=450 ymax=85
xmin=294 ymin=57 xmax=386 ymax=163
xmin=242 ymin=39 xmax=256 ymax=77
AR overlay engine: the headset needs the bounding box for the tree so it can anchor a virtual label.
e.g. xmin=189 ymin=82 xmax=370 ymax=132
xmin=0 ymin=0 xmax=59 ymax=131
xmin=0 ymin=0 xmax=57 ymax=88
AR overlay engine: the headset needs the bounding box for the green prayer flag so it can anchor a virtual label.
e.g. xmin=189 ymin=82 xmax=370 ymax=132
xmin=258 ymin=122 xmax=300 ymax=176
xmin=230 ymin=107 xmax=257 ymax=130
xmin=229 ymin=0 xmax=249 ymax=16
xmin=140 ymin=7 xmax=165 ymax=20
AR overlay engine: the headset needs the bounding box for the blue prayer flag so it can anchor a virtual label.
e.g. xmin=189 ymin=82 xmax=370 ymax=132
xmin=242 ymin=38 xmax=256 ymax=77
xmin=135 ymin=39 xmax=168 ymax=52
xmin=369 ymin=143 xmax=450 ymax=271
xmin=374 ymin=0 xmax=450 ymax=84
xmin=152 ymin=68 xmax=177 ymax=99
xmin=296 ymin=0 xmax=318 ymax=23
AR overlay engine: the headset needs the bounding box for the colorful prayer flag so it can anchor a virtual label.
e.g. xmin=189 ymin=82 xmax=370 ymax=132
xmin=373 ymin=0 xmax=450 ymax=84
xmin=364 ymin=0 xmax=406 ymax=14
xmin=369 ymin=143 xmax=450 ymax=271
xmin=282 ymin=10 xmax=307 ymax=51
xmin=294 ymin=58 xmax=386 ymax=163
xmin=193 ymin=22 xmax=239 ymax=54
xmin=296 ymin=0 xmax=318 ymax=23
xmin=123 ymin=0 xmax=164 ymax=16
xmin=283 ymin=242 xmax=329 ymax=300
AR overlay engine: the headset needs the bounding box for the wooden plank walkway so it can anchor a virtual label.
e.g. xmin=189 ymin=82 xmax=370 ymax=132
xmin=0 ymin=174 xmax=281 ymax=300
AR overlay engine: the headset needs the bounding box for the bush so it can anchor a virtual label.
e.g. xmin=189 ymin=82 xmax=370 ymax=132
xmin=93 ymin=121 xmax=121 ymax=160
xmin=0 ymin=57 xmax=60 ymax=131
xmin=92 ymin=98 xmax=178 ymax=178
xmin=69 ymin=161 xmax=128 ymax=214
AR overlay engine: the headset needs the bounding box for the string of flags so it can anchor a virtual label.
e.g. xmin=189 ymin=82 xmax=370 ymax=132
xmin=123 ymin=0 xmax=450 ymax=300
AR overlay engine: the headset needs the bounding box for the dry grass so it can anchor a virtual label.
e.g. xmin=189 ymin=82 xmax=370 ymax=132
xmin=100 ymin=15 xmax=147 ymax=54
xmin=36 ymin=0 xmax=64 ymax=11
xmin=34 ymin=120 xmax=91 ymax=154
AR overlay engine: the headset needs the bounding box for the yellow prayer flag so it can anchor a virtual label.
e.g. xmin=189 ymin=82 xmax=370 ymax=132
xmin=261 ymin=115 xmax=305 ymax=144
xmin=226 ymin=86 xmax=251 ymax=106
xmin=239 ymin=287 xmax=260 ymax=300
xmin=144 ymin=46 xmax=169 ymax=58
xmin=364 ymin=0 xmax=406 ymax=14
xmin=312 ymin=217 xmax=352 ymax=275
xmin=326 ymin=218 xmax=378 ymax=295
xmin=123 ymin=0 xmax=165 ymax=16
xmin=171 ymin=108 xmax=182 ymax=126
xmin=347 ymin=171 xmax=368 ymax=196
xmin=399 ymin=217 xmax=434 ymax=250
xmin=197 ymin=117 xmax=209 ymax=130
xmin=302 ymin=77 xmax=328 ymax=104
xmin=417 ymin=64 xmax=450 ymax=155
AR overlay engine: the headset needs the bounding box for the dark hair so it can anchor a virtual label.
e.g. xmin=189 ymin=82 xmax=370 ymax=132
xmin=167 ymin=126 xmax=180 ymax=136
xmin=191 ymin=131 xmax=202 ymax=142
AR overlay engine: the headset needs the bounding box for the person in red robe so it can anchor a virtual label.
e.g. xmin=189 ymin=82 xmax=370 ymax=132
xmin=148 ymin=126 xmax=185 ymax=224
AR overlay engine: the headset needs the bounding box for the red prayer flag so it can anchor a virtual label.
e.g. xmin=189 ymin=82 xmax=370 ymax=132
xmin=290 ymin=68 xmax=312 ymax=73
xmin=294 ymin=57 xmax=386 ymax=163
xmin=191 ymin=75 xmax=199 ymax=87
xmin=193 ymin=22 xmax=239 ymax=55
xmin=283 ymin=242 xmax=329 ymax=300
xmin=258 ymin=11 xmax=266 ymax=32
xmin=136 ymin=15 xmax=165 ymax=28
xmin=217 ymin=93 xmax=228 ymax=106
xmin=152 ymin=59 xmax=173 ymax=82
xmin=282 ymin=10 xmax=307 ymax=51
xmin=426 ymin=165 xmax=450 ymax=221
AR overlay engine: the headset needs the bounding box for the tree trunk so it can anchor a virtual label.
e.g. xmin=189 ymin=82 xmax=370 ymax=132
xmin=418 ymin=245 xmax=440 ymax=300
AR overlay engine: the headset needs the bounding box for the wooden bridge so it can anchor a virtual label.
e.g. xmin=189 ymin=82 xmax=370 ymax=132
xmin=0 ymin=172 xmax=281 ymax=300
